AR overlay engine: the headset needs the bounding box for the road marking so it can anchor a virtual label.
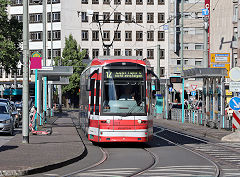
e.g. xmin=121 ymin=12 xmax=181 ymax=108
xmin=88 ymin=168 xmax=139 ymax=171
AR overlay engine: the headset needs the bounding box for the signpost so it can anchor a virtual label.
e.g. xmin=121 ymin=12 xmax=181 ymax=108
xmin=30 ymin=52 xmax=42 ymax=130
xmin=229 ymin=97 xmax=240 ymax=111
xmin=229 ymin=82 xmax=240 ymax=92
xmin=191 ymin=91 xmax=196 ymax=96
xmin=202 ymin=8 xmax=209 ymax=16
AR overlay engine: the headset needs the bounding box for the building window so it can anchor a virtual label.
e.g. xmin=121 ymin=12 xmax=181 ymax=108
xmin=184 ymin=44 xmax=189 ymax=50
xmin=103 ymin=31 xmax=110 ymax=41
xmin=136 ymin=31 xmax=143 ymax=41
xmin=11 ymin=0 xmax=23 ymax=6
xmin=147 ymin=49 xmax=154 ymax=59
xmin=114 ymin=31 xmax=121 ymax=41
xmin=147 ymin=0 xmax=154 ymax=5
xmin=47 ymin=12 xmax=61 ymax=22
xmin=158 ymin=13 xmax=164 ymax=23
xmin=158 ymin=31 xmax=165 ymax=41
xmin=48 ymin=30 xmax=61 ymax=41
xmin=29 ymin=13 xmax=42 ymax=23
xmin=103 ymin=49 xmax=110 ymax=56
xmin=136 ymin=13 xmax=143 ymax=23
xmin=114 ymin=49 xmax=121 ymax=56
xmin=92 ymin=49 xmax=99 ymax=58
xmin=81 ymin=12 xmax=88 ymax=22
xmin=195 ymin=60 xmax=202 ymax=66
xmin=82 ymin=30 xmax=89 ymax=41
xmin=125 ymin=0 xmax=132 ymax=5
xmin=114 ymin=0 xmax=121 ymax=4
xmin=160 ymin=67 xmax=165 ymax=77
xmin=11 ymin=14 xmax=23 ymax=22
xmin=30 ymin=31 xmax=42 ymax=41
xmin=103 ymin=0 xmax=110 ymax=4
xmin=114 ymin=12 xmax=121 ymax=22
xmin=48 ymin=49 xmax=61 ymax=59
xmin=103 ymin=12 xmax=110 ymax=23
xmin=125 ymin=49 xmax=132 ymax=56
xmin=136 ymin=0 xmax=143 ymax=5
xmin=147 ymin=13 xmax=154 ymax=23
xmin=92 ymin=12 xmax=99 ymax=22
xmin=195 ymin=44 xmax=203 ymax=50
xmin=92 ymin=31 xmax=99 ymax=41
xmin=184 ymin=60 xmax=188 ymax=65
xmin=82 ymin=0 xmax=88 ymax=4
xmin=158 ymin=0 xmax=164 ymax=5
xmin=125 ymin=13 xmax=132 ymax=23
xmin=125 ymin=31 xmax=132 ymax=41
xmin=47 ymin=0 xmax=61 ymax=4
xmin=147 ymin=31 xmax=154 ymax=41
xmin=160 ymin=49 xmax=165 ymax=59
xmin=177 ymin=60 xmax=181 ymax=65
xmin=92 ymin=0 xmax=99 ymax=4
xmin=136 ymin=49 xmax=143 ymax=56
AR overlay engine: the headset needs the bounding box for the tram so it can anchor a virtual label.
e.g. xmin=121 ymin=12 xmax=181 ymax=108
xmin=79 ymin=56 xmax=160 ymax=143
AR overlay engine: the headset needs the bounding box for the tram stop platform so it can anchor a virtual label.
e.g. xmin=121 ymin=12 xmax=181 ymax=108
xmin=155 ymin=117 xmax=240 ymax=142
xmin=0 ymin=110 xmax=86 ymax=176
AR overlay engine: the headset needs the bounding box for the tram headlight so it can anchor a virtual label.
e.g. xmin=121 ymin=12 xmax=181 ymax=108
xmin=138 ymin=119 xmax=142 ymax=124
xmin=106 ymin=119 xmax=111 ymax=124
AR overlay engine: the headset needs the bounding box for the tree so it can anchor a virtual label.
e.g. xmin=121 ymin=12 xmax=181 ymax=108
xmin=0 ymin=0 xmax=22 ymax=73
xmin=54 ymin=34 xmax=86 ymax=105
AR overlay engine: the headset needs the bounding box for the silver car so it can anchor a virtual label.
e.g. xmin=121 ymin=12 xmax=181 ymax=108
xmin=0 ymin=102 xmax=14 ymax=135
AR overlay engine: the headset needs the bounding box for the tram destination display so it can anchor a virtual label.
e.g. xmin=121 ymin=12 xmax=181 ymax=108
xmin=104 ymin=70 xmax=144 ymax=79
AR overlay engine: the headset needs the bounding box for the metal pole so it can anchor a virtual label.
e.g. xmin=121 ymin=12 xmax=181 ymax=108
xmin=157 ymin=45 xmax=160 ymax=78
xmin=22 ymin=0 xmax=29 ymax=144
xmin=34 ymin=69 xmax=37 ymax=130
xmin=213 ymin=78 xmax=217 ymax=128
xmin=221 ymin=76 xmax=225 ymax=129
xmin=202 ymin=78 xmax=206 ymax=125
xmin=37 ymin=74 xmax=42 ymax=125
xmin=205 ymin=78 xmax=209 ymax=126
xmin=42 ymin=0 xmax=47 ymax=118
xmin=51 ymin=0 xmax=53 ymax=66
xmin=204 ymin=17 xmax=209 ymax=68
xmin=181 ymin=0 xmax=184 ymax=123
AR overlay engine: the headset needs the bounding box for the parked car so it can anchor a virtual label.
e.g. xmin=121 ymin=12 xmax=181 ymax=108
xmin=15 ymin=101 xmax=22 ymax=122
xmin=0 ymin=102 xmax=14 ymax=135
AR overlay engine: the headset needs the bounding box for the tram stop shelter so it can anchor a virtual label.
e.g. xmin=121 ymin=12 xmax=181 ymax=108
xmin=36 ymin=66 xmax=73 ymax=117
xmin=182 ymin=68 xmax=228 ymax=129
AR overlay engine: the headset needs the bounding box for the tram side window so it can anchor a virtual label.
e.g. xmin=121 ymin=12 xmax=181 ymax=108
xmin=95 ymin=81 xmax=100 ymax=115
xmin=90 ymin=79 xmax=95 ymax=114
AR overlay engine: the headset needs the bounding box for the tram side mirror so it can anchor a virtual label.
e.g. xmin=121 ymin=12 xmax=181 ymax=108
xmin=155 ymin=79 xmax=160 ymax=91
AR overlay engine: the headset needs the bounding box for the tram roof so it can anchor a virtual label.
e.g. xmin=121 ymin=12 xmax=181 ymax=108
xmin=90 ymin=56 xmax=147 ymax=66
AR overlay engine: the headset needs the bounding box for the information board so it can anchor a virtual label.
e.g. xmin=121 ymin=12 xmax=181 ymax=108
xmin=104 ymin=70 xmax=144 ymax=79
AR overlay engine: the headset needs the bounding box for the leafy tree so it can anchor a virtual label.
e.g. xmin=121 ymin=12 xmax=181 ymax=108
xmin=0 ymin=0 xmax=22 ymax=73
xmin=54 ymin=34 xmax=86 ymax=103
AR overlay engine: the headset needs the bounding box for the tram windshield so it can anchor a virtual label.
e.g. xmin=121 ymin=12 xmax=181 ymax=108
xmin=102 ymin=69 xmax=146 ymax=115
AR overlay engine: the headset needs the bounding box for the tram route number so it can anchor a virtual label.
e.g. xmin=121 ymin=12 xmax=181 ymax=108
xmin=105 ymin=70 xmax=143 ymax=79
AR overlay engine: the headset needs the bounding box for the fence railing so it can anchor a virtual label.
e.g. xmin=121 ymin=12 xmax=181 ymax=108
xmin=170 ymin=109 xmax=233 ymax=130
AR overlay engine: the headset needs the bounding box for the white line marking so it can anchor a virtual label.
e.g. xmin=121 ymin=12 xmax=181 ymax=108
xmin=88 ymin=168 xmax=139 ymax=171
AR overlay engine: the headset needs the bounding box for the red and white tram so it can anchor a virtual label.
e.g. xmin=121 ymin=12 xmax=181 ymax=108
xmin=79 ymin=56 xmax=159 ymax=143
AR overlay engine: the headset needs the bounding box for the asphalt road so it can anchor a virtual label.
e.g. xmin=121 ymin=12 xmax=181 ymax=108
xmin=0 ymin=126 xmax=21 ymax=147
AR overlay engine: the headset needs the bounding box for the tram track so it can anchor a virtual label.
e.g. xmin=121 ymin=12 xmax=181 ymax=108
xmin=153 ymin=126 xmax=240 ymax=177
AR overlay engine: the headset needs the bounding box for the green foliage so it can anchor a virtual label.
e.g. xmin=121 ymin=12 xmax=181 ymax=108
xmin=54 ymin=34 xmax=86 ymax=97
xmin=0 ymin=0 xmax=22 ymax=73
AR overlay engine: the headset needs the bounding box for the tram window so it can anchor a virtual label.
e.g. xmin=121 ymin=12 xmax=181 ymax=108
xmin=90 ymin=79 xmax=95 ymax=114
xmin=95 ymin=81 xmax=100 ymax=115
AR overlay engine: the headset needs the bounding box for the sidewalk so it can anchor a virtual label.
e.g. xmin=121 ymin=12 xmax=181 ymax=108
xmin=0 ymin=111 xmax=86 ymax=176
xmin=155 ymin=118 xmax=234 ymax=142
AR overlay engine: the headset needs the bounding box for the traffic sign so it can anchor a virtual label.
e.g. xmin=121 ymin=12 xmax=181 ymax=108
xmin=230 ymin=82 xmax=240 ymax=92
xmin=229 ymin=67 xmax=240 ymax=81
xmin=169 ymin=87 xmax=173 ymax=92
xmin=191 ymin=91 xmax=196 ymax=96
xmin=202 ymin=9 xmax=209 ymax=16
xmin=229 ymin=97 xmax=240 ymax=111
xmin=30 ymin=52 xmax=42 ymax=69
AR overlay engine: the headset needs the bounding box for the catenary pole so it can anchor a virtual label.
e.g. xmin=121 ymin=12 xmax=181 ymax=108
xmin=181 ymin=0 xmax=184 ymax=123
xmin=22 ymin=0 xmax=29 ymax=144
